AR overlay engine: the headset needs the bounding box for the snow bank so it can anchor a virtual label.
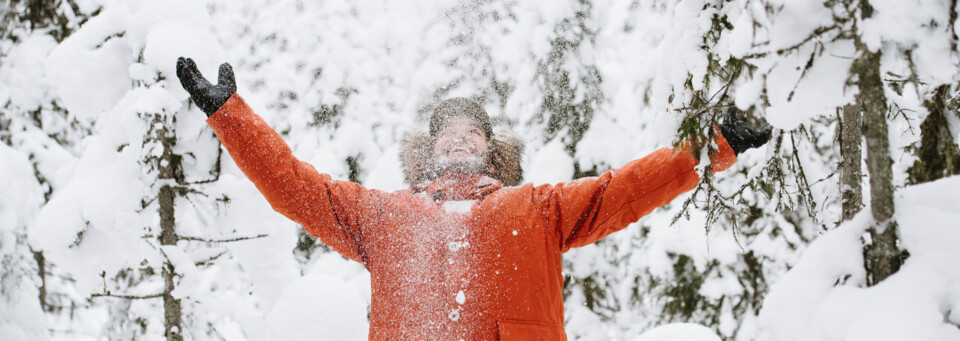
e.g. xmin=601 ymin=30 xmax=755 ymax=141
xmin=635 ymin=323 xmax=721 ymax=341
xmin=758 ymin=175 xmax=960 ymax=341
xmin=262 ymin=273 xmax=369 ymax=341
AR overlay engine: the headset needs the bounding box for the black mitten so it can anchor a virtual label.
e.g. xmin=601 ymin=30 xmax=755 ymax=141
xmin=719 ymin=109 xmax=773 ymax=155
xmin=176 ymin=57 xmax=236 ymax=116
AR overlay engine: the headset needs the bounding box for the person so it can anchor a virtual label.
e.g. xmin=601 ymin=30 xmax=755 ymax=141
xmin=176 ymin=57 xmax=770 ymax=340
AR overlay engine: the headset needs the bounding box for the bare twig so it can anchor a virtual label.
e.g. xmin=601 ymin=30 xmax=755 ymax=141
xmin=787 ymin=42 xmax=822 ymax=102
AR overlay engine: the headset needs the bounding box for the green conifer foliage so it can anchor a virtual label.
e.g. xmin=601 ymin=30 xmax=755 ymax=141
xmin=907 ymin=85 xmax=960 ymax=185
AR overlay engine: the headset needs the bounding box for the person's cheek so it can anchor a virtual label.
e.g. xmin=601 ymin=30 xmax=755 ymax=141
xmin=474 ymin=137 xmax=487 ymax=154
xmin=435 ymin=138 xmax=447 ymax=155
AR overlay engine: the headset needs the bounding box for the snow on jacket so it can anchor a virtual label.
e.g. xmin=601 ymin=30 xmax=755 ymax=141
xmin=206 ymin=94 xmax=737 ymax=340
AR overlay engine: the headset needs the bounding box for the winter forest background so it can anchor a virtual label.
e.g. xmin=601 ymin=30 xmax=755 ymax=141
xmin=2 ymin=0 xmax=960 ymax=340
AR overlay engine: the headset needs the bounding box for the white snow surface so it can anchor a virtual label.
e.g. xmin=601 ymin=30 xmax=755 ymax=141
xmin=635 ymin=323 xmax=722 ymax=341
xmin=759 ymin=175 xmax=960 ymax=341
xmin=262 ymin=273 xmax=368 ymax=341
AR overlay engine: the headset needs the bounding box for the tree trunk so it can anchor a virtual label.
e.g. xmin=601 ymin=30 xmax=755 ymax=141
xmin=854 ymin=48 xmax=903 ymax=286
xmin=158 ymin=125 xmax=182 ymax=341
xmin=839 ymin=103 xmax=863 ymax=222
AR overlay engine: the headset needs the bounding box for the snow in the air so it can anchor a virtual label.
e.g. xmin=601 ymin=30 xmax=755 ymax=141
xmin=1 ymin=0 xmax=959 ymax=340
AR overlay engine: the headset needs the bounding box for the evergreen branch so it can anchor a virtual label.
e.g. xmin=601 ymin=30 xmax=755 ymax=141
xmin=178 ymin=234 xmax=269 ymax=243
xmin=742 ymin=25 xmax=840 ymax=59
xmin=91 ymin=292 xmax=163 ymax=300
xmin=141 ymin=233 xmax=269 ymax=243
xmin=189 ymin=136 xmax=223 ymax=185
xmin=890 ymin=103 xmax=918 ymax=135
xmin=789 ymin=132 xmax=820 ymax=221
xmin=195 ymin=251 xmax=228 ymax=267
xmin=172 ymin=186 xmax=207 ymax=197
xmin=140 ymin=196 xmax=157 ymax=210
xmin=787 ymin=42 xmax=822 ymax=102
xmin=670 ymin=186 xmax=700 ymax=227
xmin=672 ymin=103 xmax=734 ymax=113
xmin=706 ymin=68 xmax=743 ymax=106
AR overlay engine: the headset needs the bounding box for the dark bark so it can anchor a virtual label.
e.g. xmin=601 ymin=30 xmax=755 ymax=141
xmin=158 ymin=125 xmax=182 ymax=341
xmin=854 ymin=48 xmax=904 ymax=286
xmin=907 ymin=85 xmax=960 ymax=184
xmin=32 ymin=250 xmax=49 ymax=312
xmin=840 ymin=103 xmax=864 ymax=222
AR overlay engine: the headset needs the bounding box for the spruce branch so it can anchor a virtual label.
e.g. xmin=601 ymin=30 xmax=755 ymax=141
xmin=189 ymin=135 xmax=223 ymax=185
xmin=141 ymin=233 xmax=269 ymax=244
xmin=91 ymin=292 xmax=164 ymax=300
xmin=789 ymin=132 xmax=819 ymax=220
xmin=742 ymin=25 xmax=841 ymax=60
xmin=195 ymin=251 xmax=229 ymax=267
xmin=178 ymin=234 xmax=269 ymax=243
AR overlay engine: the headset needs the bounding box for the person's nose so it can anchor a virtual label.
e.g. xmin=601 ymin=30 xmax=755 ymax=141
xmin=449 ymin=128 xmax=470 ymax=142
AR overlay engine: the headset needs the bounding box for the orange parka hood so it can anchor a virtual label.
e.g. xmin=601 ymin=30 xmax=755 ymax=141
xmin=206 ymin=94 xmax=736 ymax=340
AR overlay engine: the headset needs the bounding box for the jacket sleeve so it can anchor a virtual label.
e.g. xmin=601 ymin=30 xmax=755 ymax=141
xmin=535 ymin=135 xmax=737 ymax=253
xmin=206 ymin=94 xmax=374 ymax=264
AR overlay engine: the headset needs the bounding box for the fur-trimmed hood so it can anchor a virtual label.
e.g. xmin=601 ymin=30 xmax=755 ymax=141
xmin=400 ymin=125 xmax=524 ymax=186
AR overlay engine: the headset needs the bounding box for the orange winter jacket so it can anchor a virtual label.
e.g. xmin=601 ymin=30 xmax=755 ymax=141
xmin=207 ymin=94 xmax=737 ymax=340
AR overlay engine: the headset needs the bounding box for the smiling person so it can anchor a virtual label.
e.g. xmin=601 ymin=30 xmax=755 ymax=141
xmin=176 ymin=57 xmax=770 ymax=340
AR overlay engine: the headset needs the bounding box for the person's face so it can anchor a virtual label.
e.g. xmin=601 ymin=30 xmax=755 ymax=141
xmin=434 ymin=116 xmax=489 ymax=161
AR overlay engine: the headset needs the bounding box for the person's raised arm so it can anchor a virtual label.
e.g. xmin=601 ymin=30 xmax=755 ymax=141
xmin=536 ymin=112 xmax=771 ymax=252
xmin=176 ymin=57 xmax=374 ymax=265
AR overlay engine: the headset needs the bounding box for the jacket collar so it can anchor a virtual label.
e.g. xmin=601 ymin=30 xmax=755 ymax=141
xmin=412 ymin=172 xmax=503 ymax=201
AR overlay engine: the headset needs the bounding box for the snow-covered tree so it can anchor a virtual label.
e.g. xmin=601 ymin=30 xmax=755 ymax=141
xmin=1 ymin=1 xmax=98 ymax=339
xmin=13 ymin=1 xmax=310 ymax=339
xmin=723 ymin=0 xmax=960 ymax=339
